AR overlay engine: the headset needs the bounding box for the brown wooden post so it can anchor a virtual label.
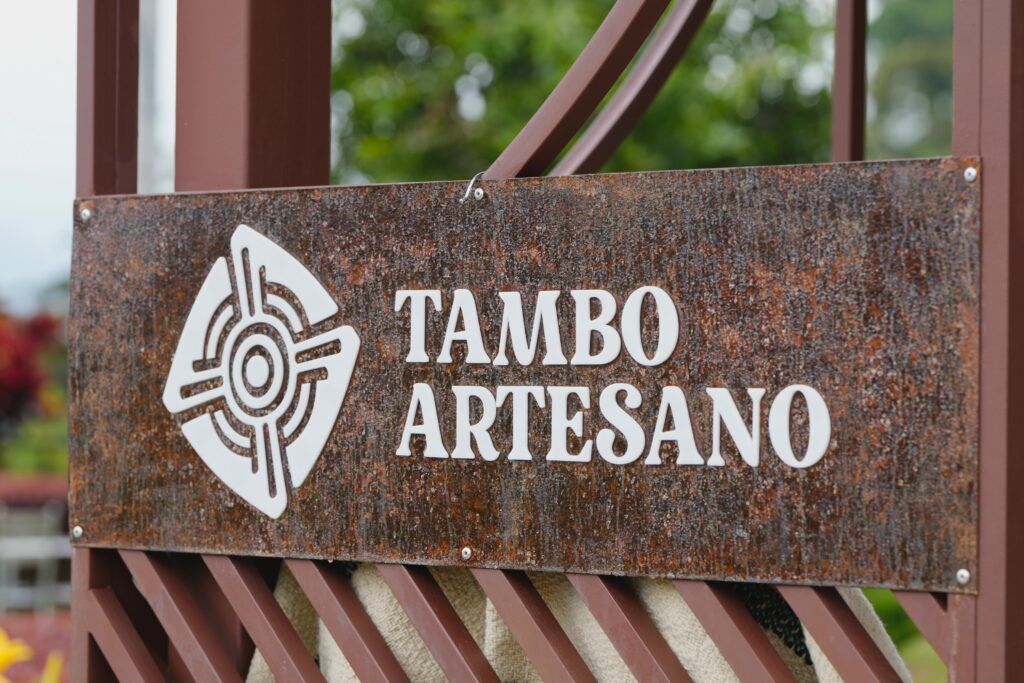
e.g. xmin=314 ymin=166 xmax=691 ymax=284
xmin=175 ymin=0 xmax=331 ymax=191
xmin=73 ymin=2 xmax=140 ymax=680
xmin=831 ymin=0 xmax=866 ymax=162
xmin=169 ymin=0 xmax=331 ymax=677
xmin=76 ymin=0 xmax=139 ymax=197
xmin=951 ymin=0 xmax=1024 ymax=679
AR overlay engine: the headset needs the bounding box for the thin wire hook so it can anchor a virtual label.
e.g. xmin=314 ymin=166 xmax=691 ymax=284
xmin=459 ymin=172 xmax=486 ymax=203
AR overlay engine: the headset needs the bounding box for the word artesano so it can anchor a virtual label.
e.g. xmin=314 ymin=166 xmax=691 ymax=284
xmin=393 ymin=288 xmax=831 ymax=468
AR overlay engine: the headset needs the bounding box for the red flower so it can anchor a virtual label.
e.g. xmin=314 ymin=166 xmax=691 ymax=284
xmin=0 ymin=314 xmax=52 ymax=431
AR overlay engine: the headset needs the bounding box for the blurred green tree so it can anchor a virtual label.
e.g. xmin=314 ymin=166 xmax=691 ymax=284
xmin=330 ymin=0 xmax=835 ymax=183
xmin=329 ymin=0 xmax=954 ymax=183
xmin=867 ymin=0 xmax=953 ymax=159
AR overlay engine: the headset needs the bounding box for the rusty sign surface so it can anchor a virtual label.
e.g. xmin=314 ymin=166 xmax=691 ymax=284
xmin=69 ymin=158 xmax=979 ymax=592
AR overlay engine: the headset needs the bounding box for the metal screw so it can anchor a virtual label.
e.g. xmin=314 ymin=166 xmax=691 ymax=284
xmin=956 ymin=568 xmax=971 ymax=585
xmin=460 ymin=546 xmax=473 ymax=561
xmin=71 ymin=525 xmax=84 ymax=540
xmin=964 ymin=166 xmax=978 ymax=183
xmin=473 ymin=187 xmax=485 ymax=201
xmin=79 ymin=208 xmax=91 ymax=221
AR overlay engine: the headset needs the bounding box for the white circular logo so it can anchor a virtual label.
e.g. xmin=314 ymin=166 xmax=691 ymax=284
xmin=162 ymin=225 xmax=360 ymax=518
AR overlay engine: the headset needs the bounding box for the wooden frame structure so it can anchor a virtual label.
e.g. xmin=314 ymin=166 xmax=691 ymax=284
xmin=70 ymin=0 xmax=1022 ymax=679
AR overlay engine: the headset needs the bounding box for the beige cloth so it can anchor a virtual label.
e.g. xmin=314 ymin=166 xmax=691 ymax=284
xmin=247 ymin=565 xmax=908 ymax=682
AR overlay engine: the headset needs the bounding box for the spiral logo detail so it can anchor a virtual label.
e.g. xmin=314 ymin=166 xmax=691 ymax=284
xmin=162 ymin=225 xmax=359 ymax=518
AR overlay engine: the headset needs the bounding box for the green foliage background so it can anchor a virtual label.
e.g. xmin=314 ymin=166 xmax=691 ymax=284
xmin=330 ymin=0 xmax=952 ymax=184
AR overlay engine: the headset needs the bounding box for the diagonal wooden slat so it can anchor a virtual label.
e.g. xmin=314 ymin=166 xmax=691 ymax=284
xmin=674 ymin=581 xmax=798 ymax=682
xmin=567 ymin=574 xmax=692 ymax=683
xmin=552 ymin=0 xmax=714 ymax=175
xmin=86 ymin=586 xmax=164 ymax=683
xmin=471 ymin=568 xmax=596 ymax=683
xmin=778 ymin=586 xmax=902 ymax=683
xmin=119 ymin=550 xmax=243 ymax=682
xmin=376 ymin=563 xmax=500 ymax=682
xmin=486 ymin=0 xmax=670 ymax=179
xmin=167 ymin=554 xmax=260 ymax=679
xmin=203 ymin=554 xmax=326 ymax=683
xmin=287 ymin=559 xmax=410 ymax=683
xmin=892 ymin=591 xmax=949 ymax=663
xmin=105 ymin=556 xmax=168 ymax=669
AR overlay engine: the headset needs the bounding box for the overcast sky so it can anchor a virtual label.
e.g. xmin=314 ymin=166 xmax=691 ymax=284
xmin=0 ymin=2 xmax=77 ymax=313
xmin=0 ymin=2 xmax=175 ymax=314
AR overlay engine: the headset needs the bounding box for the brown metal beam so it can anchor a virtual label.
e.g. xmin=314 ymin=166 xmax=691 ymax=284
xmin=674 ymin=581 xmax=797 ymax=682
xmin=947 ymin=594 xmax=977 ymax=682
xmin=486 ymin=0 xmax=669 ymax=179
xmin=831 ymin=0 xmax=866 ymax=162
xmin=73 ymin=3 xmax=140 ymax=676
xmin=185 ymin=555 xmax=262 ymax=676
xmin=203 ymin=555 xmax=325 ymax=682
xmin=376 ymin=563 xmax=499 ymax=682
xmin=891 ymin=591 xmax=949 ymax=663
xmin=169 ymin=4 xmax=332 ymax=677
xmin=76 ymin=0 xmax=138 ymax=196
xmin=175 ymin=0 xmax=331 ymax=190
xmin=85 ymin=587 xmax=164 ymax=683
xmin=471 ymin=568 xmax=595 ymax=682
xmin=567 ymin=574 xmax=692 ymax=683
xmin=552 ymin=0 xmax=713 ymax=175
xmin=950 ymin=0 xmax=1024 ymax=678
xmin=778 ymin=586 xmax=901 ymax=682
xmin=287 ymin=560 xmax=410 ymax=683
xmin=952 ymin=0 xmax=982 ymax=157
xmin=119 ymin=551 xmax=243 ymax=682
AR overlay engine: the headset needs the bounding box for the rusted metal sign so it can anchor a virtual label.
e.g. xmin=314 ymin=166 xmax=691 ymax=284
xmin=69 ymin=158 xmax=979 ymax=591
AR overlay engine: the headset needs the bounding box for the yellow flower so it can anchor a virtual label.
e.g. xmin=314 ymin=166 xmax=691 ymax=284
xmin=0 ymin=628 xmax=33 ymax=683
xmin=40 ymin=652 xmax=63 ymax=683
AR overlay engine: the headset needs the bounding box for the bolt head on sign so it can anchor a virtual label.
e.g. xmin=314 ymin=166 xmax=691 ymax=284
xmin=162 ymin=225 xmax=360 ymax=518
